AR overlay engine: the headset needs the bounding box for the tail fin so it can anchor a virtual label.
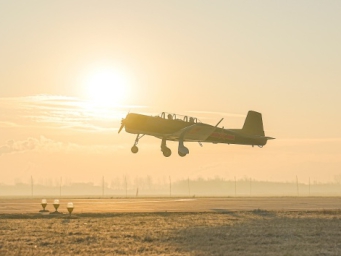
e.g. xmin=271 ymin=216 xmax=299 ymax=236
xmin=242 ymin=111 xmax=265 ymax=136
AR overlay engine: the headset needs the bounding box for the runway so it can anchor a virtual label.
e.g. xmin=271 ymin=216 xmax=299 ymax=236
xmin=1 ymin=197 xmax=341 ymax=214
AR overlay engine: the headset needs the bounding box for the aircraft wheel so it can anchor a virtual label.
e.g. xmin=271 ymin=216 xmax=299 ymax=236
xmin=162 ymin=148 xmax=172 ymax=157
xmin=131 ymin=146 xmax=138 ymax=154
xmin=178 ymin=151 xmax=187 ymax=157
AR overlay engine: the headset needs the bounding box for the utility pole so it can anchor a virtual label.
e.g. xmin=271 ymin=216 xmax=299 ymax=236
xmin=169 ymin=176 xmax=172 ymax=197
xmin=188 ymin=177 xmax=190 ymax=197
xmin=31 ymin=176 xmax=33 ymax=197
xmin=250 ymin=178 xmax=252 ymax=196
xmin=296 ymin=176 xmax=299 ymax=196
xmin=234 ymin=176 xmax=237 ymax=197
xmin=60 ymin=177 xmax=62 ymax=197
xmin=309 ymin=177 xmax=311 ymax=196
xmin=102 ymin=176 xmax=104 ymax=197
xmin=125 ymin=176 xmax=127 ymax=198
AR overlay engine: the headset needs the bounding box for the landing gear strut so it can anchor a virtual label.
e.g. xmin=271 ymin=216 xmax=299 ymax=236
xmin=161 ymin=138 xmax=172 ymax=157
xmin=131 ymin=134 xmax=144 ymax=154
xmin=178 ymin=139 xmax=189 ymax=157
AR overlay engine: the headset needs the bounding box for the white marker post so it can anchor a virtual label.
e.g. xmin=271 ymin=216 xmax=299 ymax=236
xmin=67 ymin=202 xmax=74 ymax=217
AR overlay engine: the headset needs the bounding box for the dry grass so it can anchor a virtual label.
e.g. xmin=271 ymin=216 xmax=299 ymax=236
xmin=1 ymin=211 xmax=341 ymax=255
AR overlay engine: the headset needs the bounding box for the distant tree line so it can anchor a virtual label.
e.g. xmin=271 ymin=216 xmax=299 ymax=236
xmin=2 ymin=176 xmax=341 ymax=197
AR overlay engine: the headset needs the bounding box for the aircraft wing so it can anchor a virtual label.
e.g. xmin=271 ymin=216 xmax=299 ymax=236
xmin=166 ymin=119 xmax=223 ymax=142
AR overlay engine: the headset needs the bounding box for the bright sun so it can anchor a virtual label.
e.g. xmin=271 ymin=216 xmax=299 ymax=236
xmin=85 ymin=67 xmax=129 ymax=107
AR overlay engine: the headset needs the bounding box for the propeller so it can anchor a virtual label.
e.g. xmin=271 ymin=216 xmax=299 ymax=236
xmin=118 ymin=111 xmax=130 ymax=134
xmin=118 ymin=118 xmax=125 ymax=134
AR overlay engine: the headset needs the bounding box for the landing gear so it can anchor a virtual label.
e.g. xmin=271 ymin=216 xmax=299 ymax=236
xmin=161 ymin=138 xmax=172 ymax=157
xmin=129 ymin=135 xmax=190 ymax=157
xmin=178 ymin=139 xmax=189 ymax=157
xmin=131 ymin=145 xmax=138 ymax=153
xmin=131 ymin=134 xmax=144 ymax=154
xmin=178 ymin=151 xmax=187 ymax=157
xmin=162 ymin=147 xmax=172 ymax=157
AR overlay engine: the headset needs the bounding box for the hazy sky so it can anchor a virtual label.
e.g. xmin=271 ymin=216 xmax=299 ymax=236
xmin=1 ymin=0 xmax=341 ymax=185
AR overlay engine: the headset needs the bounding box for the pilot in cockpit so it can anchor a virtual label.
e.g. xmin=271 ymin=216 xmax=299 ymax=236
xmin=189 ymin=117 xmax=194 ymax=123
xmin=168 ymin=114 xmax=173 ymax=120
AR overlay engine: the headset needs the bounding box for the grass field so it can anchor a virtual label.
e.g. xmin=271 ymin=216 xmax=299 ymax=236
xmin=1 ymin=210 xmax=341 ymax=255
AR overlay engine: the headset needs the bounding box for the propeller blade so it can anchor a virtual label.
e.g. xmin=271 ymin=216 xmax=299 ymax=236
xmin=118 ymin=118 xmax=125 ymax=134
xmin=118 ymin=124 xmax=124 ymax=134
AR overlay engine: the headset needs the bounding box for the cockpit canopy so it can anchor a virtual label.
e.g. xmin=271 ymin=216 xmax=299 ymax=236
xmin=159 ymin=112 xmax=200 ymax=123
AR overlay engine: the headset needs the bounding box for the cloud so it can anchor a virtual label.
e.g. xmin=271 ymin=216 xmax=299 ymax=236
xmin=0 ymin=136 xmax=125 ymax=156
xmin=277 ymin=138 xmax=341 ymax=145
xmin=0 ymin=137 xmax=41 ymax=156
xmin=0 ymin=121 xmax=19 ymax=128
xmin=0 ymin=95 xmax=252 ymax=133
xmin=0 ymin=136 xmax=84 ymax=156
xmin=0 ymin=95 xmax=146 ymax=132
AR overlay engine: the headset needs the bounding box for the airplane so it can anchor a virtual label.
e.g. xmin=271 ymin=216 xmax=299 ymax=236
xmin=118 ymin=110 xmax=274 ymax=157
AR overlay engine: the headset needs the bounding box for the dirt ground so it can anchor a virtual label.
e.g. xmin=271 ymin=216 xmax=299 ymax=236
xmin=1 ymin=197 xmax=341 ymax=255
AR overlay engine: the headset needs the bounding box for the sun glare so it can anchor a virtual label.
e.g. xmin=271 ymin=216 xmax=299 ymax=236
xmin=85 ymin=68 xmax=129 ymax=107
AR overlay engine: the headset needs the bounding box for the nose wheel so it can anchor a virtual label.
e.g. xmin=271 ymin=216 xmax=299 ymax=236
xmin=131 ymin=145 xmax=138 ymax=153
xmin=131 ymin=134 xmax=144 ymax=154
